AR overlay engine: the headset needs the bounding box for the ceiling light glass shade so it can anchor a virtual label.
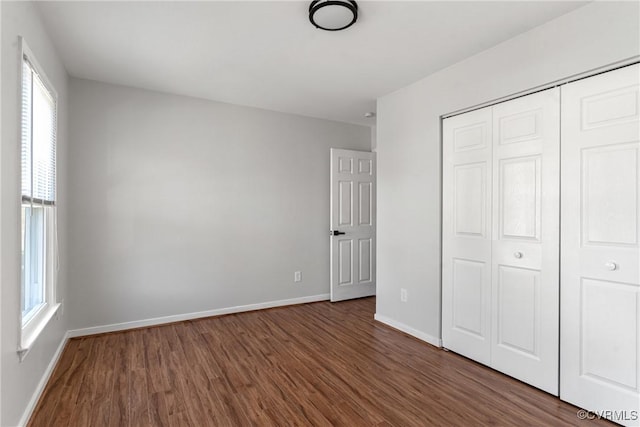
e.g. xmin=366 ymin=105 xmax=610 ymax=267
xmin=309 ymin=1 xmax=358 ymax=31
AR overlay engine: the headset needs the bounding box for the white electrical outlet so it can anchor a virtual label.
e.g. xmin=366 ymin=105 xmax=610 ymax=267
xmin=294 ymin=271 xmax=302 ymax=282
xmin=400 ymin=288 xmax=408 ymax=303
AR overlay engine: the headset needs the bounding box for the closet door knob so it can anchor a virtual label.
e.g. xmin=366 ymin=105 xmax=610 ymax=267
xmin=514 ymin=251 xmax=523 ymax=259
xmin=605 ymin=262 xmax=618 ymax=271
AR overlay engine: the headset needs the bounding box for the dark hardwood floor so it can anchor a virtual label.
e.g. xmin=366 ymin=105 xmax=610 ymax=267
xmin=28 ymin=297 xmax=610 ymax=426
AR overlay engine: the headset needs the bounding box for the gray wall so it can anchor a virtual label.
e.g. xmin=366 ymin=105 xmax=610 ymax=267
xmin=1 ymin=2 xmax=70 ymax=425
xmin=67 ymin=78 xmax=370 ymax=330
xmin=1 ymin=0 xmax=4 ymax=421
xmin=375 ymin=1 xmax=640 ymax=343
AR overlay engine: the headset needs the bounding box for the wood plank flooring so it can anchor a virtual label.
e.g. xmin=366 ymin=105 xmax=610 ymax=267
xmin=28 ymin=297 xmax=610 ymax=426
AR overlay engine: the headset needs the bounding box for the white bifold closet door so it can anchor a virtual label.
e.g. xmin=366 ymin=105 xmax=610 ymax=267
xmin=442 ymin=88 xmax=560 ymax=395
xmin=490 ymin=89 xmax=560 ymax=394
xmin=560 ymin=64 xmax=640 ymax=425
xmin=442 ymin=106 xmax=493 ymax=365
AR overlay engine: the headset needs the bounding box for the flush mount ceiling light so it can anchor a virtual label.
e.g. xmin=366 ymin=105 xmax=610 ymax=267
xmin=309 ymin=1 xmax=358 ymax=31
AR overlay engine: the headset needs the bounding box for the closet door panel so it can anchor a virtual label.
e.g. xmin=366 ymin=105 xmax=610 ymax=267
xmin=499 ymin=155 xmax=541 ymax=240
xmin=442 ymin=107 xmax=492 ymax=365
xmin=561 ymin=64 xmax=640 ymax=425
xmin=491 ymin=88 xmax=560 ymax=395
xmin=495 ymin=265 xmax=540 ymax=356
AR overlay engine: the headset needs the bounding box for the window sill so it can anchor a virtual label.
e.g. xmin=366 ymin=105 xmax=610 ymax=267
xmin=18 ymin=302 xmax=61 ymax=361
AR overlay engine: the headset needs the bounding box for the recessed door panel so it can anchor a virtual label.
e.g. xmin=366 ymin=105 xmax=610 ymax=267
xmin=454 ymin=122 xmax=488 ymax=152
xmin=581 ymin=279 xmax=638 ymax=391
xmin=498 ymin=109 xmax=542 ymax=145
xmin=359 ymin=182 xmax=372 ymax=226
xmin=582 ymin=86 xmax=639 ymax=130
xmin=500 ymin=156 xmax=540 ymax=240
xmin=358 ymin=238 xmax=372 ymax=284
xmin=338 ymin=239 xmax=353 ymax=286
xmin=454 ymin=163 xmax=486 ymax=237
xmin=339 ymin=181 xmax=352 ymax=227
xmin=582 ymin=143 xmax=639 ymax=246
xmin=338 ymin=157 xmax=353 ymax=173
xmin=496 ymin=265 xmax=539 ymax=357
xmin=452 ymin=259 xmax=487 ymax=338
xmin=358 ymin=159 xmax=372 ymax=175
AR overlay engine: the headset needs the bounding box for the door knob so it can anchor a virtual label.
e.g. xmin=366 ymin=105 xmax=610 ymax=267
xmin=514 ymin=251 xmax=523 ymax=259
xmin=605 ymin=261 xmax=618 ymax=271
xmin=330 ymin=230 xmax=346 ymax=236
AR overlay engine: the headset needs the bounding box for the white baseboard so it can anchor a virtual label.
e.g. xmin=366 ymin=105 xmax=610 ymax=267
xmin=18 ymin=331 xmax=70 ymax=427
xmin=67 ymin=293 xmax=330 ymax=338
xmin=374 ymin=313 xmax=442 ymax=348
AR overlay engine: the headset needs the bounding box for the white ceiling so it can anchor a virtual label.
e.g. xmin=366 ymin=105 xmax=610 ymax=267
xmin=36 ymin=1 xmax=586 ymax=125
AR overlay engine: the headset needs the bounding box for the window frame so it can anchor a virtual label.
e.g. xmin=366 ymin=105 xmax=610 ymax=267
xmin=21 ymin=204 xmax=47 ymax=324
xmin=18 ymin=38 xmax=60 ymax=360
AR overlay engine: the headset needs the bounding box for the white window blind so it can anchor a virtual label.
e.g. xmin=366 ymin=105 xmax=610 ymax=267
xmin=21 ymin=56 xmax=56 ymax=205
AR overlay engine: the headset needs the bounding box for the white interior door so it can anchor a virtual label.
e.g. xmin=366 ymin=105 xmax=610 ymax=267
xmin=442 ymin=106 xmax=493 ymax=365
xmin=560 ymin=64 xmax=640 ymax=425
xmin=443 ymin=89 xmax=560 ymax=392
xmin=330 ymin=149 xmax=376 ymax=302
xmin=490 ymin=88 xmax=559 ymax=395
